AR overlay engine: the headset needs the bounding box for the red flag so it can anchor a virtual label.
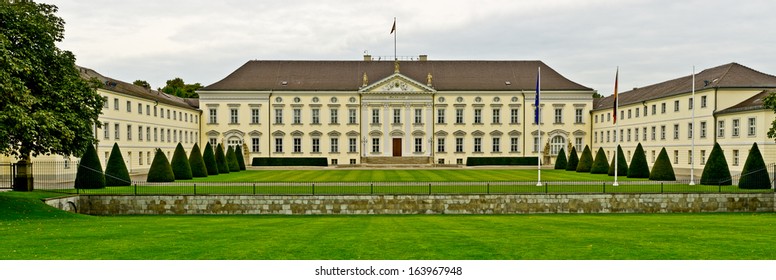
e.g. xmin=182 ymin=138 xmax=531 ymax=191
xmin=613 ymin=68 xmax=619 ymax=124
xmin=390 ymin=18 xmax=396 ymax=34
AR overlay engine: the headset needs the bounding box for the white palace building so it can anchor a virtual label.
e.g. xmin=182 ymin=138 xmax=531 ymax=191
xmin=4 ymin=56 xmax=775 ymax=176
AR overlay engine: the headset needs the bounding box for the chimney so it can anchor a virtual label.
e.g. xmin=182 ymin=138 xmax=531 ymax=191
xmin=363 ymin=54 xmax=372 ymax=61
xmin=419 ymin=55 xmax=428 ymax=61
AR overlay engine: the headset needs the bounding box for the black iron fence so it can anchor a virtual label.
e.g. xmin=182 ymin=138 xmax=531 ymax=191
xmin=0 ymin=163 xmax=12 ymax=189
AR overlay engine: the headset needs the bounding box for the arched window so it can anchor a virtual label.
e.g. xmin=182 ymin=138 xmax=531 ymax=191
xmin=227 ymin=136 xmax=243 ymax=150
xmin=550 ymin=135 xmax=565 ymax=155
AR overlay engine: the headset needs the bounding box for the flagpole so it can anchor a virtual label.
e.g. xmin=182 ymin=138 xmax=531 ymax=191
xmin=613 ymin=67 xmax=619 ymax=187
xmin=536 ymin=67 xmax=542 ymax=187
xmin=689 ymin=66 xmax=696 ymax=185
xmin=393 ymin=17 xmax=397 ymax=61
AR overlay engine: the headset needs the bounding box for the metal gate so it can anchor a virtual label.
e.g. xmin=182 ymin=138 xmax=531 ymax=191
xmin=0 ymin=163 xmax=12 ymax=189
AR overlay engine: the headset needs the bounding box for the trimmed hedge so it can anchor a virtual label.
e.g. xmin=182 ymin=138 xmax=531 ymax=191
xmin=104 ymin=143 xmax=131 ymax=186
xmin=226 ymin=146 xmax=240 ymax=172
xmin=74 ymin=143 xmax=105 ymax=189
xmin=235 ymin=145 xmax=247 ymax=171
xmin=607 ymin=145 xmax=628 ymax=176
xmin=554 ymin=148 xmax=567 ymax=170
xmin=202 ymin=142 xmax=219 ymax=176
xmin=147 ymin=149 xmax=175 ymax=182
xmin=700 ymin=142 xmax=732 ymax=186
xmin=252 ymin=157 xmax=329 ymax=167
xmin=739 ymin=143 xmax=771 ymax=189
xmin=565 ymin=147 xmax=579 ymax=171
xmin=649 ymin=148 xmax=676 ymax=181
xmin=590 ymin=147 xmax=609 ymax=174
xmin=188 ymin=143 xmax=208 ymax=178
xmin=171 ymin=143 xmax=193 ymax=180
xmin=575 ymin=145 xmax=593 ymax=172
xmin=627 ymin=143 xmax=650 ymax=178
xmin=215 ymin=143 xmax=229 ymax=174
xmin=465 ymin=157 xmax=539 ymax=166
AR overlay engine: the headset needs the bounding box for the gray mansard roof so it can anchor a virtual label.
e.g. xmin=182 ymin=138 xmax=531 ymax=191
xmin=79 ymin=66 xmax=200 ymax=110
xmin=200 ymin=60 xmax=593 ymax=92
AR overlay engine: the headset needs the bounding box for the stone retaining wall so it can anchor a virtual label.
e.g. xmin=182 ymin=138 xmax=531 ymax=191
xmin=56 ymin=193 xmax=776 ymax=215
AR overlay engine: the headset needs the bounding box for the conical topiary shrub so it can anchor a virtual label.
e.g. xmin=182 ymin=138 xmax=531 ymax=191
xmin=576 ymin=145 xmax=593 ymax=172
xmin=74 ymin=143 xmax=105 ymax=189
xmin=554 ymin=147 xmax=567 ymax=170
xmin=607 ymin=145 xmax=628 ymax=176
xmin=590 ymin=147 xmax=609 ymax=174
xmin=104 ymin=143 xmax=131 ymax=186
xmin=739 ymin=143 xmax=771 ymax=189
xmin=226 ymin=146 xmax=240 ymax=172
xmin=566 ymin=146 xmax=579 ymax=171
xmin=627 ymin=143 xmax=650 ymax=178
xmin=235 ymin=145 xmax=247 ymax=171
xmin=189 ymin=143 xmax=208 ymax=178
xmin=203 ymin=142 xmax=219 ymax=176
xmin=649 ymin=148 xmax=676 ymax=181
xmin=171 ymin=143 xmax=193 ymax=180
xmin=147 ymin=148 xmax=175 ymax=182
xmin=700 ymin=142 xmax=732 ymax=186
xmin=215 ymin=143 xmax=229 ymax=174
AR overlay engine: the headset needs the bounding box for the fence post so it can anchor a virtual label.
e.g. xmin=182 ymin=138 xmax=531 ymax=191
xmin=545 ymin=183 xmax=548 ymax=194
xmin=253 ymin=183 xmax=256 ymax=195
xmin=661 ymin=182 xmax=663 ymax=193
xmin=429 ymin=183 xmax=432 ymax=195
xmin=134 ymin=183 xmax=137 ymax=196
xmin=603 ymin=183 xmax=606 ymax=193
xmin=312 ymin=183 xmax=315 ymax=195
xmin=487 ymin=182 xmax=490 ymax=194
xmin=370 ymin=183 xmax=373 ymax=195
xmin=194 ymin=183 xmax=197 ymax=195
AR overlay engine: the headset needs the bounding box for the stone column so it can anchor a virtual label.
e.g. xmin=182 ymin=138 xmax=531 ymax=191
xmin=13 ymin=155 xmax=34 ymax=192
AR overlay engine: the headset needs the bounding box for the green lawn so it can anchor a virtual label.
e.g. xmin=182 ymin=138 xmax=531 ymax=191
xmin=2 ymin=191 xmax=776 ymax=260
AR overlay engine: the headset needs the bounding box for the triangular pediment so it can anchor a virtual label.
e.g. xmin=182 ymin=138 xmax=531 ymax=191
xmin=360 ymin=73 xmax=435 ymax=94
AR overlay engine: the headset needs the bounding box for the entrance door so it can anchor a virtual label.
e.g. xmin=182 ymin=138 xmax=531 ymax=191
xmin=392 ymin=138 xmax=402 ymax=157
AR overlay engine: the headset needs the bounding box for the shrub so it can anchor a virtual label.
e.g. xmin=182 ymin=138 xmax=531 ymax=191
xmin=215 ymin=143 xmax=229 ymax=174
xmin=74 ymin=143 xmax=105 ymax=189
xmin=465 ymin=157 xmax=538 ymax=166
xmin=627 ymin=143 xmax=650 ymax=178
xmin=554 ymin=147 xmax=567 ymax=170
xmin=235 ymin=145 xmax=247 ymax=171
xmin=147 ymin=149 xmax=175 ymax=182
xmin=649 ymin=148 xmax=676 ymax=181
xmin=104 ymin=143 xmax=131 ymax=186
xmin=251 ymin=157 xmax=329 ymax=166
xmin=607 ymin=145 xmax=628 ymax=176
xmin=576 ymin=145 xmax=593 ymax=172
xmin=700 ymin=142 xmax=732 ymax=186
xmin=170 ymin=143 xmax=193 ymax=180
xmin=202 ymin=142 xmax=219 ymax=176
xmin=565 ymin=147 xmax=579 ymax=171
xmin=188 ymin=143 xmax=208 ymax=178
xmin=590 ymin=147 xmax=609 ymax=174
xmin=739 ymin=143 xmax=771 ymax=189
xmin=226 ymin=146 xmax=240 ymax=172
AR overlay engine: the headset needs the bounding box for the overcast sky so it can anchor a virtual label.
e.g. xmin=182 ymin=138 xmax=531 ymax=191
xmin=48 ymin=0 xmax=776 ymax=96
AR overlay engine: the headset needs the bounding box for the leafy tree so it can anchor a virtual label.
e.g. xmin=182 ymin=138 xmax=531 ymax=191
xmin=739 ymin=143 xmax=771 ymax=189
xmin=147 ymin=149 xmax=175 ymax=182
xmin=607 ymin=145 xmax=628 ymax=176
xmin=590 ymin=147 xmax=609 ymax=174
xmin=700 ymin=142 xmax=732 ymax=186
xmin=202 ymin=142 xmax=219 ymax=175
xmin=565 ymin=147 xmax=579 ymax=171
xmin=104 ymin=143 xmax=131 ymax=186
xmin=576 ymin=145 xmax=593 ymax=172
xmin=235 ymin=145 xmax=247 ymax=170
xmin=74 ymin=143 xmax=104 ymax=189
xmin=133 ymin=80 xmax=151 ymax=89
xmin=226 ymin=146 xmax=240 ymax=172
xmin=215 ymin=143 xmax=229 ymax=174
xmin=161 ymin=77 xmax=202 ymax=99
xmin=0 ymin=1 xmax=103 ymax=160
xmin=763 ymin=91 xmax=776 ymax=140
xmin=627 ymin=143 xmax=650 ymax=178
xmin=650 ymin=148 xmax=676 ymax=181
xmin=188 ymin=143 xmax=208 ymax=178
xmin=170 ymin=143 xmax=192 ymax=180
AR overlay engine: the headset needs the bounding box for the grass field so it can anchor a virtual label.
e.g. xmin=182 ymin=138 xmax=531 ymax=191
xmin=2 ymin=191 xmax=776 ymax=260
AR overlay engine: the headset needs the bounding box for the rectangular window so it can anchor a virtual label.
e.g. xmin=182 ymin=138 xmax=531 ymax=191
xmin=154 ymin=128 xmax=158 ymax=142
xmin=651 ymin=126 xmax=656 ymax=140
xmin=575 ymin=137 xmax=583 ymax=152
xmin=146 ymin=105 xmax=150 ymax=115
xmin=700 ymin=150 xmax=706 ymax=165
xmin=185 ymin=114 xmax=188 ymax=122
xmin=437 ymin=109 xmax=445 ymax=124
xmin=126 ymin=101 xmax=132 ymax=112
xmin=393 ymin=108 xmax=401 ymax=124
xmin=651 ymin=104 xmax=656 ymax=115
xmin=372 ymin=138 xmax=380 ymax=153
xmin=607 ymin=131 xmax=610 ymax=142
xmin=251 ymin=138 xmax=260 ymax=153
xmin=554 ymin=108 xmax=562 ymax=124
xmin=330 ymin=108 xmax=338 ymax=124
xmin=474 ymin=138 xmax=482 ymax=152
xmin=533 ymin=136 xmax=540 ymax=153
xmin=437 ymin=138 xmax=445 ymax=153
xmin=114 ymin=98 xmax=119 ymax=110
xmin=103 ymin=97 xmax=108 ymax=108
xmin=138 ymin=103 xmax=143 ymax=114
xmin=701 ymin=96 xmax=707 ymax=108
xmin=687 ymin=122 xmax=693 ymax=139
xmin=139 ymin=152 xmax=143 ymax=165
xmin=414 ymin=108 xmax=422 ymax=124
xmin=275 ymin=109 xmax=283 ymax=124
xmin=348 ymin=109 xmax=357 ymax=124
xmin=173 ymin=110 xmax=176 ymax=120
xmin=594 ymin=131 xmax=598 ymax=143
xmin=595 ymin=115 xmax=598 ymax=123
xmin=455 ymin=138 xmax=464 ymax=152
xmin=312 ymin=138 xmax=320 ymax=153
xmin=167 ymin=129 xmax=171 ymax=143
xmin=349 ymin=138 xmax=357 ymax=153
xmin=293 ymin=138 xmax=302 ymax=153
xmin=275 ymin=138 xmax=283 ymax=153
xmin=674 ymin=150 xmax=679 ymax=164
xmin=311 ymin=109 xmax=320 ymax=124
xmin=153 ymin=106 xmax=157 ymax=117
xmin=627 ymin=109 xmax=631 ymax=119
xmin=230 ymin=108 xmax=238 ymax=124
xmin=372 ymin=109 xmax=380 ymax=124
xmin=251 ymin=109 xmax=260 ymax=124
xmin=717 ymin=120 xmax=725 ymax=138
xmin=146 ymin=127 xmax=150 ymax=142
xmin=167 ymin=109 xmax=170 ymax=119
xmin=474 ymin=109 xmax=482 ymax=124
xmin=652 ymin=150 xmax=656 ymax=163
xmin=127 ymin=125 xmax=132 ymax=140
xmin=415 ymin=138 xmax=423 ymax=153
xmin=103 ymin=122 xmax=110 ymax=139
xmin=114 ymin=123 xmax=120 ymax=140
xmin=627 ymin=128 xmax=631 ymax=142
xmin=208 ymin=137 xmax=216 ymax=147
xmin=510 ymin=137 xmax=519 ymax=152
xmin=661 ymin=103 xmax=666 ymax=114
xmin=733 ymin=150 xmax=739 ymax=166
xmin=456 ymin=109 xmax=464 ymax=124
xmin=688 ymin=150 xmax=693 ymax=164
xmin=208 ymin=109 xmax=217 ymax=124
xmin=492 ymin=109 xmax=500 ymax=124
xmin=673 ymin=124 xmax=679 ymax=139
xmin=619 ymin=129 xmax=623 ymax=142
xmin=330 ymin=138 xmax=339 ymax=153
xmin=642 ymin=127 xmax=647 ymax=141
xmin=689 ymin=97 xmax=693 ymax=110
xmin=492 ymin=137 xmax=500 ymax=152
xmin=732 ymin=119 xmax=740 ymax=136
xmin=510 ymin=109 xmax=519 ymax=124
xmin=293 ymin=109 xmax=301 ymax=124
xmin=700 ymin=121 xmax=707 ymax=138
xmin=575 ymin=108 xmax=583 ymax=123
xmin=634 ymin=128 xmax=638 ymax=142
xmin=674 ymin=100 xmax=680 ymax=112
xmin=660 ymin=125 xmax=666 ymax=140
xmin=748 ymin=118 xmax=756 ymax=136
xmin=635 ymin=107 xmax=639 ymax=118
xmin=607 ymin=113 xmax=611 ymax=122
